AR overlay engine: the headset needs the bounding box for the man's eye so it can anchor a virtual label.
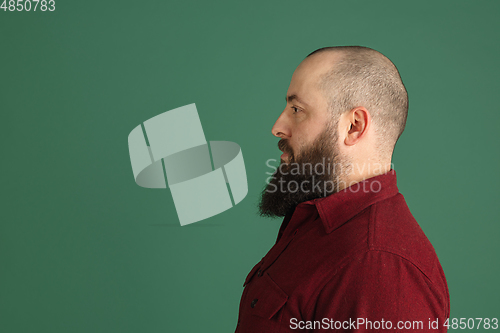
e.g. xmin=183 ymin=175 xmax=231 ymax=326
xmin=292 ymin=107 xmax=301 ymax=113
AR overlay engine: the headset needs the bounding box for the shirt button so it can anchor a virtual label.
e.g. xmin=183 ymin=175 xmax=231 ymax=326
xmin=251 ymin=298 xmax=258 ymax=308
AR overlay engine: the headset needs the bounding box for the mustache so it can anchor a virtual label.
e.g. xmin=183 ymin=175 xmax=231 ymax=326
xmin=278 ymin=139 xmax=293 ymax=155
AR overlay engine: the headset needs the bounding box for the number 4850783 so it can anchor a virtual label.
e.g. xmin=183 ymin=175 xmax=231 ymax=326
xmin=1 ymin=0 xmax=55 ymax=11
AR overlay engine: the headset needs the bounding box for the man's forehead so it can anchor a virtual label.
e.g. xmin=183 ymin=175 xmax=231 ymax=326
xmin=286 ymin=54 xmax=339 ymax=106
xmin=289 ymin=52 xmax=340 ymax=91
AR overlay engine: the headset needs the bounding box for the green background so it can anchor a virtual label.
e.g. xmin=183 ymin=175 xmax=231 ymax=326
xmin=1 ymin=0 xmax=499 ymax=332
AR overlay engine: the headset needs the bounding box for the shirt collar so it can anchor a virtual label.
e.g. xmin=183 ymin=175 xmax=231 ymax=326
xmin=308 ymin=169 xmax=400 ymax=234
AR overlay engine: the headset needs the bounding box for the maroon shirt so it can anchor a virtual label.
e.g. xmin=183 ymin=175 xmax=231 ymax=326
xmin=236 ymin=170 xmax=450 ymax=332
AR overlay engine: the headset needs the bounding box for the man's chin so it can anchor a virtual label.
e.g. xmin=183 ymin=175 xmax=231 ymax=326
xmin=258 ymin=174 xmax=333 ymax=218
xmin=258 ymin=184 xmax=294 ymax=218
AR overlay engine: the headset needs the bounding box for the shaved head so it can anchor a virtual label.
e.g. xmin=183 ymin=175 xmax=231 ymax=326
xmin=307 ymin=46 xmax=408 ymax=159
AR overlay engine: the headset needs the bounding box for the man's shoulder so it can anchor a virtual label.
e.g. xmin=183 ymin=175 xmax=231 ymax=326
xmin=306 ymin=193 xmax=449 ymax=316
xmin=367 ymin=192 xmax=440 ymax=277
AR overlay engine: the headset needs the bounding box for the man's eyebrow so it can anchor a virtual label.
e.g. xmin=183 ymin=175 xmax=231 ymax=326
xmin=286 ymin=94 xmax=311 ymax=108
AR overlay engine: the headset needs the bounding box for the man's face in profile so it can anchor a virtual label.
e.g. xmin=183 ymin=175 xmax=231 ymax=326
xmin=259 ymin=54 xmax=350 ymax=217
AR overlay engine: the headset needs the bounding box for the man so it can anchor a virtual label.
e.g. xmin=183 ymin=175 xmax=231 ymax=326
xmin=235 ymin=46 xmax=450 ymax=332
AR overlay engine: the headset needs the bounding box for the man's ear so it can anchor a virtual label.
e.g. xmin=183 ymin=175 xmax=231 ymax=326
xmin=344 ymin=106 xmax=371 ymax=146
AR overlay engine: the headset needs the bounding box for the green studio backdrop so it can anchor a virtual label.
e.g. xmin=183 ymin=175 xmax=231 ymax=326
xmin=1 ymin=1 xmax=499 ymax=332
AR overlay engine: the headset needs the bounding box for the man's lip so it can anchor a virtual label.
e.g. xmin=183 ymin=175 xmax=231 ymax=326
xmin=281 ymin=152 xmax=289 ymax=160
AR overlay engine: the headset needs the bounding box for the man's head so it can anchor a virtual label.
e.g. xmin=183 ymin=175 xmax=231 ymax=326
xmin=259 ymin=46 xmax=408 ymax=217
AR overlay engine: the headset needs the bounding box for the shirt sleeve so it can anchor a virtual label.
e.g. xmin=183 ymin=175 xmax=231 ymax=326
xmin=310 ymin=250 xmax=448 ymax=332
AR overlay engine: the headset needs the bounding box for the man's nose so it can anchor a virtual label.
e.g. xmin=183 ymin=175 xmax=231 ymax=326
xmin=271 ymin=110 xmax=291 ymax=138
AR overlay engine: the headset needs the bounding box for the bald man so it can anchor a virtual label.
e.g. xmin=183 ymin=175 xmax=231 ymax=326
xmin=235 ymin=46 xmax=450 ymax=332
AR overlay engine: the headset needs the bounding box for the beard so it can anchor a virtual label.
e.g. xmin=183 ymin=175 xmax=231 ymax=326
xmin=258 ymin=121 xmax=351 ymax=217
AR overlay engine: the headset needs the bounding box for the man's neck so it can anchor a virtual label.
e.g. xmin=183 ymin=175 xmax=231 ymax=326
xmin=337 ymin=161 xmax=392 ymax=191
